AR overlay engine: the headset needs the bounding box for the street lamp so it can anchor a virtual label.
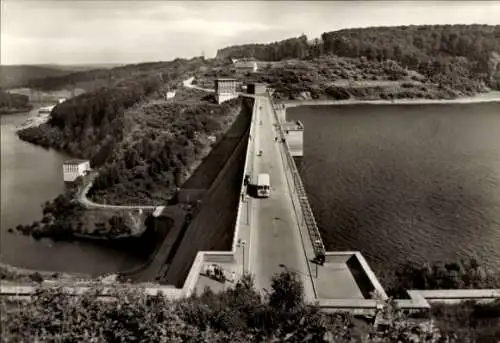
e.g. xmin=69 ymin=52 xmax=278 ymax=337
xmin=237 ymin=239 xmax=246 ymax=276
xmin=314 ymin=240 xmax=322 ymax=279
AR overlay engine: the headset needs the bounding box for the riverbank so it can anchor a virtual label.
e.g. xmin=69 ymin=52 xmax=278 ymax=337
xmin=15 ymin=110 xmax=51 ymax=130
xmin=281 ymin=91 xmax=500 ymax=108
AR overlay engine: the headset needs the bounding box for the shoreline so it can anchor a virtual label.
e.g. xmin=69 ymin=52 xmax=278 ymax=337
xmin=16 ymin=111 xmax=51 ymax=130
xmin=281 ymin=91 xmax=500 ymax=108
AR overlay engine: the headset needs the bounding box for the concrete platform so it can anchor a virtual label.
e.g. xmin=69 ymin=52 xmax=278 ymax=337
xmin=312 ymin=261 xmax=364 ymax=299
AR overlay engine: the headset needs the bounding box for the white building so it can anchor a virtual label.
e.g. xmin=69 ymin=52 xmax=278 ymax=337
xmin=38 ymin=105 xmax=56 ymax=114
xmin=282 ymin=121 xmax=304 ymax=157
xmin=234 ymin=61 xmax=258 ymax=73
xmin=63 ymin=159 xmax=91 ymax=182
xmin=214 ymin=78 xmax=238 ymax=104
xmin=166 ymin=90 xmax=176 ymax=99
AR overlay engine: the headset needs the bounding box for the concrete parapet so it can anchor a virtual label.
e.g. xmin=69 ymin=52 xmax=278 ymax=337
xmin=182 ymin=252 xmax=206 ymax=297
xmin=231 ymin=98 xmax=257 ymax=253
xmin=348 ymin=252 xmax=388 ymax=300
xmin=317 ymin=298 xmax=378 ymax=309
xmin=177 ymin=189 xmax=207 ymax=204
xmin=324 ymin=252 xmax=352 ymax=263
xmin=203 ymin=252 xmax=235 ymax=263
xmin=415 ymin=288 xmax=500 ymax=299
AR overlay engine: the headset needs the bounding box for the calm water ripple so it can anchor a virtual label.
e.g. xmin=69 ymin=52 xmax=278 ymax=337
xmin=289 ymin=102 xmax=500 ymax=272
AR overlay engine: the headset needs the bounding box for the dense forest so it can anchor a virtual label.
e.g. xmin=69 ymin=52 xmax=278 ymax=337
xmin=0 ymin=90 xmax=32 ymax=114
xmin=217 ymin=25 xmax=500 ymax=93
xmin=2 ymin=271 xmax=499 ymax=342
xmin=87 ymin=95 xmax=242 ymax=204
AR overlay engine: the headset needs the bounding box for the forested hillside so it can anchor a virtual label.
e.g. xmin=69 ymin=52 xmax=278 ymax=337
xmin=17 ymin=57 xmax=242 ymax=205
xmin=217 ymin=25 xmax=500 ymax=92
xmin=0 ymin=90 xmax=32 ymax=114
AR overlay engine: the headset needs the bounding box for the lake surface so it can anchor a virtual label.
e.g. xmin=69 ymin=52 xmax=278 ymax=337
xmin=1 ymin=107 xmax=143 ymax=274
xmin=288 ymin=102 xmax=500 ymax=273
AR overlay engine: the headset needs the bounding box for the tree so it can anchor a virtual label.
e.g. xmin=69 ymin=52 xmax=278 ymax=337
xmin=269 ymin=270 xmax=304 ymax=312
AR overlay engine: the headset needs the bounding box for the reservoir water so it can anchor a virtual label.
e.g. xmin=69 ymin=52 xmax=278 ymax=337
xmin=1 ymin=108 xmax=143 ymax=274
xmin=288 ymin=102 xmax=500 ymax=273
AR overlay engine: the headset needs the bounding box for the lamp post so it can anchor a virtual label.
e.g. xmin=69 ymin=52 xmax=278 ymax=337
xmin=314 ymin=240 xmax=322 ymax=279
xmin=237 ymin=239 xmax=246 ymax=276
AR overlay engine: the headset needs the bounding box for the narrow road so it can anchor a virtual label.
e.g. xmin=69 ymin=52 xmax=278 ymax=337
xmin=182 ymin=77 xmax=215 ymax=93
xmin=248 ymin=96 xmax=315 ymax=299
xmin=77 ymin=172 xmax=158 ymax=210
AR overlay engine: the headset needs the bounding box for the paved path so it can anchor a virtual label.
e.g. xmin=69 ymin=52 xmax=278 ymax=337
xmin=77 ymin=172 xmax=158 ymax=210
xmin=182 ymin=77 xmax=215 ymax=93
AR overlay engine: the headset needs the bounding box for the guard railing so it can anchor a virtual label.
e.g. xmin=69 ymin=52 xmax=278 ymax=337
xmin=268 ymin=93 xmax=326 ymax=258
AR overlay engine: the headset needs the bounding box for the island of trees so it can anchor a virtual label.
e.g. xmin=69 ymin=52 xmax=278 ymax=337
xmin=0 ymin=90 xmax=32 ymax=114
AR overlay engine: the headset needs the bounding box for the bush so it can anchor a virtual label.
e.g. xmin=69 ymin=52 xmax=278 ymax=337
xmin=2 ymin=269 xmax=497 ymax=342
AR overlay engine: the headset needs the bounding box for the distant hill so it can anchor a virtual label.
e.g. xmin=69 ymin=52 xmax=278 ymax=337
xmin=14 ymin=58 xmax=213 ymax=92
xmin=0 ymin=65 xmax=73 ymax=89
xmin=216 ymin=24 xmax=500 ymax=90
xmin=0 ymin=64 xmax=123 ymax=90
xmin=35 ymin=63 xmax=123 ymax=72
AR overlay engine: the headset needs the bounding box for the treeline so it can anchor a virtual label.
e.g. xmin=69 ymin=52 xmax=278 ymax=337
xmin=381 ymin=258 xmax=500 ymax=299
xmin=0 ymin=90 xmax=32 ymax=114
xmin=2 ymin=270 xmax=499 ymax=342
xmin=217 ymin=25 xmax=500 ymax=92
xmin=217 ymin=34 xmax=310 ymax=61
xmin=23 ymin=57 xmax=207 ymax=91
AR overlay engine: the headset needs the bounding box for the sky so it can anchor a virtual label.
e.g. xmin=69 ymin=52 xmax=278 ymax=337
xmin=1 ymin=0 xmax=499 ymax=66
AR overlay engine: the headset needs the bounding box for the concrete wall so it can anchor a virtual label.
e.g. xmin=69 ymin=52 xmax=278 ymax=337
xmin=177 ymin=189 xmax=207 ymax=204
xmin=164 ymin=101 xmax=252 ymax=287
xmin=216 ymin=93 xmax=238 ymax=104
xmin=346 ymin=254 xmax=380 ymax=299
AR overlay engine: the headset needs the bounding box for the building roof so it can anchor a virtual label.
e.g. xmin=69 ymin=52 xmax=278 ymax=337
xmin=215 ymin=78 xmax=238 ymax=82
xmin=234 ymin=61 xmax=257 ymax=68
xmin=64 ymin=159 xmax=90 ymax=165
xmin=282 ymin=120 xmax=304 ymax=131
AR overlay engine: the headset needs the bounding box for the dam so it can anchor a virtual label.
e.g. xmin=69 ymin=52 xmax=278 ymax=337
xmin=3 ymin=80 xmax=499 ymax=315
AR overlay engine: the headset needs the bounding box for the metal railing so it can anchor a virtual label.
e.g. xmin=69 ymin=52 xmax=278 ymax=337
xmin=268 ymin=93 xmax=326 ymax=258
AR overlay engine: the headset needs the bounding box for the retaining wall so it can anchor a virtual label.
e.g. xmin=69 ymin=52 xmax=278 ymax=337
xmin=179 ymin=97 xmax=258 ymax=296
xmin=164 ymin=98 xmax=255 ymax=288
